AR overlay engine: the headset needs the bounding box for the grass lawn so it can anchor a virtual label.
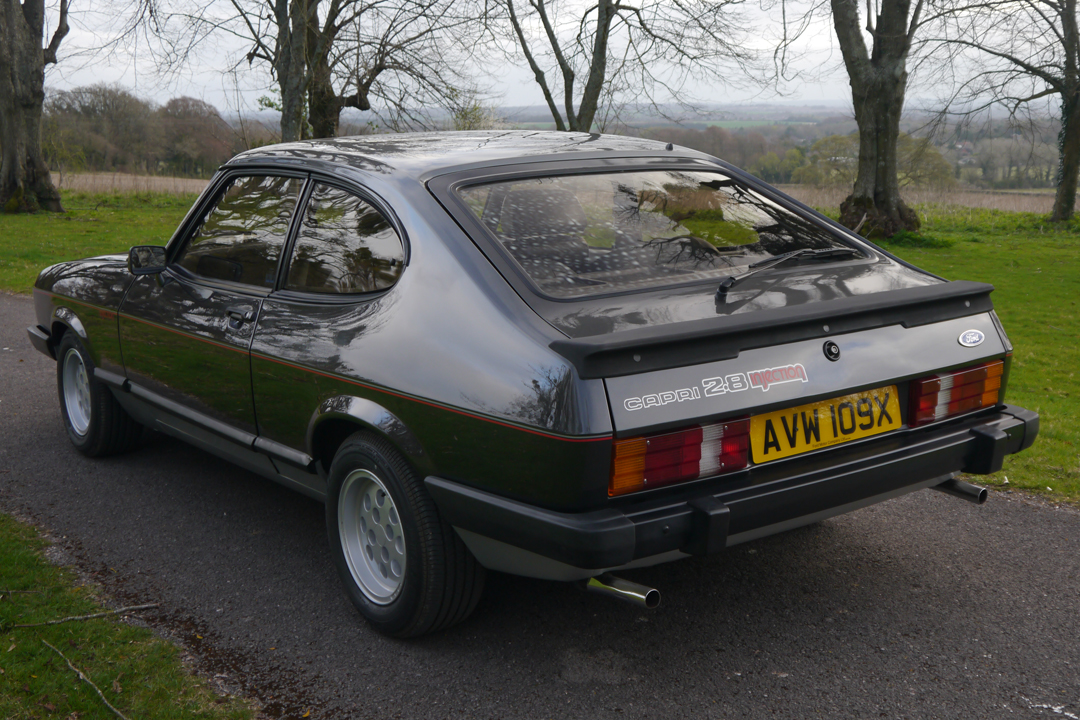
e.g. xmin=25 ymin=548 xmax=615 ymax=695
xmin=0 ymin=514 xmax=251 ymax=719
xmin=878 ymin=205 xmax=1080 ymax=504
xmin=0 ymin=192 xmax=196 ymax=294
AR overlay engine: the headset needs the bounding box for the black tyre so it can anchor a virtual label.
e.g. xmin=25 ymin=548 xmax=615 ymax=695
xmin=56 ymin=332 xmax=142 ymax=457
xmin=326 ymin=432 xmax=485 ymax=637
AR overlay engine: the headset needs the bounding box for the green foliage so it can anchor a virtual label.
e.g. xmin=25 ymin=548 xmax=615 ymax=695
xmin=0 ymin=513 xmax=252 ymax=719
xmin=792 ymin=133 xmax=956 ymax=189
xmin=896 ymin=134 xmax=957 ymax=189
xmin=256 ymin=94 xmax=282 ymax=113
xmin=791 ymin=135 xmax=859 ymax=187
xmin=451 ymin=101 xmax=499 ymax=131
xmin=749 ymin=148 xmax=807 ymax=184
xmin=44 ymin=85 xmax=241 ymax=178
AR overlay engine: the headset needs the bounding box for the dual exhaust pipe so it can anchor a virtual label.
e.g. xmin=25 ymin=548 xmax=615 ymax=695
xmin=581 ymin=478 xmax=985 ymax=610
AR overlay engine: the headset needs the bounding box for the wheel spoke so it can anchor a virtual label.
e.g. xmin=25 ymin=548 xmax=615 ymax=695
xmin=338 ymin=469 xmax=406 ymax=604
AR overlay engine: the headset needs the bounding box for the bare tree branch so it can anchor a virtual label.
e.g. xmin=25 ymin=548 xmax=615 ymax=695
xmin=43 ymin=0 xmax=70 ymax=65
xmin=43 ymin=640 xmax=131 ymax=720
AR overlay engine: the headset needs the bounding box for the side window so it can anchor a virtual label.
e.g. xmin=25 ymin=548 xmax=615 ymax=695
xmin=175 ymin=175 xmax=303 ymax=288
xmin=286 ymin=184 xmax=405 ymax=295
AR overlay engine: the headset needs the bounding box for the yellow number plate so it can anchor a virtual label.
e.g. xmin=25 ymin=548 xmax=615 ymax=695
xmin=750 ymin=385 xmax=902 ymax=463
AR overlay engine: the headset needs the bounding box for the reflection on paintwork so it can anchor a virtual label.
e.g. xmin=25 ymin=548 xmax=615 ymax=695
xmin=231 ymin=131 xmax=648 ymax=178
xmin=35 ymin=255 xmax=133 ymax=372
xmin=314 ymin=395 xmax=426 ymax=460
xmin=250 ymin=295 xmax=395 ymax=451
xmin=546 ymin=259 xmax=940 ymax=338
xmin=253 ymin=286 xmax=590 ymax=438
xmin=43 ymin=255 xmax=133 ymax=308
xmin=119 ymin=275 xmax=260 ymax=433
xmin=248 ymin=285 xmax=609 ymax=507
xmin=462 ymin=365 xmax=582 ymax=435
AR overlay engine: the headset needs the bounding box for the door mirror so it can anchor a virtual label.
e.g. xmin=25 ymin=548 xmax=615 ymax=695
xmin=128 ymin=246 xmax=167 ymax=275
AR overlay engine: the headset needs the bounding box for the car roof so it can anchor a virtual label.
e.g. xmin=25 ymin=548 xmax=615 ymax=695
xmin=228 ymin=130 xmax=713 ymax=180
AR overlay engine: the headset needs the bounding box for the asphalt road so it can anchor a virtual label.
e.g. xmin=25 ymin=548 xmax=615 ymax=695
xmin=2 ymin=290 xmax=1078 ymax=720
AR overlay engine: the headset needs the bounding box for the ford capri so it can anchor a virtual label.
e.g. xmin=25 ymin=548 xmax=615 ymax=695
xmin=28 ymin=131 xmax=1039 ymax=637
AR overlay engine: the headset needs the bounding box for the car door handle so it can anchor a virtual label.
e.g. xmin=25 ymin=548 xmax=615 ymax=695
xmin=225 ymin=307 xmax=256 ymax=323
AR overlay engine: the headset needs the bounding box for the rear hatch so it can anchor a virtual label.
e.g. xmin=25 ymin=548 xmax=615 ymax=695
xmin=434 ymin=159 xmax=1010 ymax=440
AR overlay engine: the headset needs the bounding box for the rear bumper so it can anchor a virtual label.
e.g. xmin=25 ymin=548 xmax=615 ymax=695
xmin=426 ymin=404 xmax=1038 ymax=573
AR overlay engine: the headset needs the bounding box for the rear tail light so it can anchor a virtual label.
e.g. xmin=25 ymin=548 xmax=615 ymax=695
xmin=610 ymin=418 xmax=749 ymax=497
xmin=909 ymin=360 xmax=1004 ymax=427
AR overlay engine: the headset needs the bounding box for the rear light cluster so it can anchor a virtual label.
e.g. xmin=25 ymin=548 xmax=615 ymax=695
xmin=909 ymin=359 xmax=1005 ymax=427
xmin=610 ymin=419 xmax=749 ymax=497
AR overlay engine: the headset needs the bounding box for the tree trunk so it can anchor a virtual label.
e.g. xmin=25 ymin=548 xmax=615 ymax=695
xmin=275 ymin=0 xmax=311 ymax=143
xmin=0 ymin=0 xmax=64 ymax=213
xmin=831 ymin=0 xmax=920 ymax=237
xmin=840 ymin=62 xmax=920 ymax=236
xmin=571 ymin=0 xmax=613 ymax=131
xmin=308 ymin=72 xmax=342 ymax=139
xmin=1051 ymin=90 xmax=1080 ymax=222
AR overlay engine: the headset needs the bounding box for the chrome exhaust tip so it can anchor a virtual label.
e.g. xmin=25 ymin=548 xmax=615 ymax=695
xmin=933 ymin=477 xmax=988 ymax=504
xmin=582 ymin=573 xmax=661 ymax=609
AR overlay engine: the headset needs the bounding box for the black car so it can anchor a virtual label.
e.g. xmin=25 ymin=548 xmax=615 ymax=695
xmin=28 ymin=131 xmax=1039 ymax=637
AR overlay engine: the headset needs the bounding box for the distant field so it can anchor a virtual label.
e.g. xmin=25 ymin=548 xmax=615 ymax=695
xmin=777 ymin=185 xmax=1056 ymax=215
xmin=703 ymin=120 xmax=815 ymax=129
xmin=53 ymin=172 xmax=209 ymax=196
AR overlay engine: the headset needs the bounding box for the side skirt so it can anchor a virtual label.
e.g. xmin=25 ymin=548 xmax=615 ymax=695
xmin=110 ymin=387 xmax=327 ymax=502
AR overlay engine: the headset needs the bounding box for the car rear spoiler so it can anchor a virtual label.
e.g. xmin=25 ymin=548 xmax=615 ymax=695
xmin=549 ymin=280 xmax=995 ymax=379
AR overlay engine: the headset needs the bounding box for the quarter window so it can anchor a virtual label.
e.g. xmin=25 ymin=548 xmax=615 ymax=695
xmin=176 ymin=175 xmax=303 ymax=288
xmin=286 ymin=184 xmax=404 ymax=294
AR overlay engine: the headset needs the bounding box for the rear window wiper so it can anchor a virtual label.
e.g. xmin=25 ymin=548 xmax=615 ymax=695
xmin=716 ymin=247 xmax=864 ymax=298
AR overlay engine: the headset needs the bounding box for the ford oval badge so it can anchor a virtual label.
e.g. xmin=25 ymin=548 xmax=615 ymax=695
xmin=959 ymin=329 xmax=985 ymax=347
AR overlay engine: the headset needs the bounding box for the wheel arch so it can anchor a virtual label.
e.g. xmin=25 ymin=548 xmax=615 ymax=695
xmin=308 ymin=396 xmax=432 ymax=477
xmin=50 ymin=307 xmax=90 ymax=358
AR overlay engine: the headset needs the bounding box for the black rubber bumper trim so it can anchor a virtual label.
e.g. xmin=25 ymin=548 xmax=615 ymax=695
xmin=426 ymin=406 xmax=1039 ymax=569
xmin=425 ymin=477 xmax=636 ymax=568
xmin=26 ymin=325 xmax=52 ymax=359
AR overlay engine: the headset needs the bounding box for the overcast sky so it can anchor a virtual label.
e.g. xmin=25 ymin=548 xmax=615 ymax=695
xmin=44 ymin=2 xmax=858 ymax=117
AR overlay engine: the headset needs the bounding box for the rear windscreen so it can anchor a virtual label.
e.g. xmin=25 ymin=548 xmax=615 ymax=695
xmin=456 ymin=170 xmax=852 ymax=298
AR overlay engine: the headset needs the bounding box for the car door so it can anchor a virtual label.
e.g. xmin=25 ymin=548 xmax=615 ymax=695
xmin=119 ymin=173 xmax=307 ymax=445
